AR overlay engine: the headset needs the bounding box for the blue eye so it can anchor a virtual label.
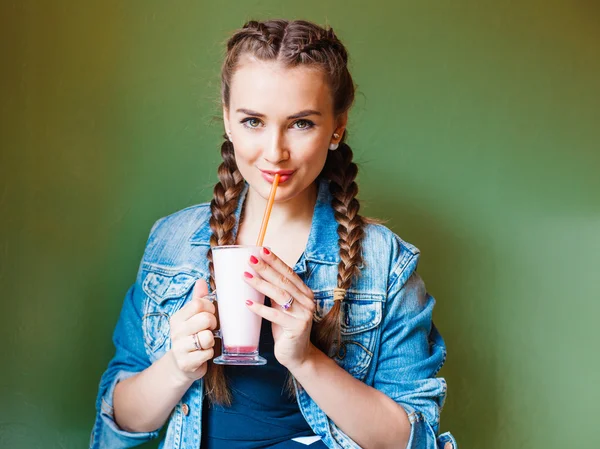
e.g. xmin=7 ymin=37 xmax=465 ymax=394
xmin=241 ymin=118 xmax=262 ymax=128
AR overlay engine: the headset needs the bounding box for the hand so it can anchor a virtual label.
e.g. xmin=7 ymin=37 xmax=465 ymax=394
xmin=243 ymin=248 xmax=317 ymax=370
xmin=167 ymin=279 xmax=217 ymax=385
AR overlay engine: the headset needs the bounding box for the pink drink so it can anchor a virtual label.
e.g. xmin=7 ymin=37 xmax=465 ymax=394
xmin=212 ymin=245 xmax=266 ymax=365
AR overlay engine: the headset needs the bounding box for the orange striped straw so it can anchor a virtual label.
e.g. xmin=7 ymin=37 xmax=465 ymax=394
xmin=256 ymin=174 xmax=280 ymax=247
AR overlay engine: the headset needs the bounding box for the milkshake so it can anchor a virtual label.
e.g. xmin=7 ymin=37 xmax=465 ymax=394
xmin=211 ymin=245 xmax=267 ymax=365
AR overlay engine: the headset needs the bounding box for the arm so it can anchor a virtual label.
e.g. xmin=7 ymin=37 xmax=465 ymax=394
xmin=92 ymin=280 xmax=216 ymax=447
xmin=112 ymin=279 xmax=215 ymax=433
xmin=292 ymin=270 xmax=447 ymax=449
xmin=370 ymin=270 xmax=448 ymax=449
xmin=112 ymin=351 xmax=195 ymax=432
xmin=91 ymin=282 xmax=164 ymax=448
xmin=90 ymin=218 xmax=215 ymax=447
xmin=290 ymin=345 xmax=411 ymax=449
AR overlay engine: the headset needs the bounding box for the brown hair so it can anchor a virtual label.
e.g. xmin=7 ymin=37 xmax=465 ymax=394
xmin=205 ymin=19 xmax=365 ymax=405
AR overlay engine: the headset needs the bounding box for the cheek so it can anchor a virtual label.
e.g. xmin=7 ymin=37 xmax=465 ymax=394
xmin=305 ymin=134 xmax=330 ymax=157
xmin=297 ymin=146 xmax=329 ymax=173
xmin=232 ymin=143 xmax=260 ymax=166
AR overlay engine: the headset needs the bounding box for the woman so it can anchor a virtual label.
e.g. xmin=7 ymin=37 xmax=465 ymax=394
xmin=91 ymin=19 xmax=458 ymax=449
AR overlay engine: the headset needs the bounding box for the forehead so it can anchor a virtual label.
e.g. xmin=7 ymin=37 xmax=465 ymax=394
xmin=229 ymin=56 xmax=333 ymax=114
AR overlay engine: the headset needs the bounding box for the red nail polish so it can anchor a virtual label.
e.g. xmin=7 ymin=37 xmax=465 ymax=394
xmin=263 ymin=247 xmax=270 ymax=255
xmin=250 ymin=255 xmax=258 ymax=264
xmin=245 ymin=299 xmax=253 ymax=306
xmin=243 ymin=271 xmax=253 ymax=279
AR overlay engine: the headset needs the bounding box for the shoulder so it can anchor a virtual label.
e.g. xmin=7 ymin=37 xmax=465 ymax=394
xmin=142 ymin=201 xmax=212 ymax=261
xmin=361 ymin=221 xmax=422 ymax=288
xmin=150 ymin=202 xmax=211 ymax=237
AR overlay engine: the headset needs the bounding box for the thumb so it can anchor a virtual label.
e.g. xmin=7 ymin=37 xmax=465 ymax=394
xmin=192 ymin=278 xmax=209 ymax=301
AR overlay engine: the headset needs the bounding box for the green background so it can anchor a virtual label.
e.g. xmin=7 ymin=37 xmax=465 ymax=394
xmin=1 ymin=1 xmax=598 ymax=448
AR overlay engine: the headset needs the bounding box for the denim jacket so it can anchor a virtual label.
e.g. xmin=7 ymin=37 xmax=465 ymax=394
xmin=91 ymin=179 xmax=458 ymax=449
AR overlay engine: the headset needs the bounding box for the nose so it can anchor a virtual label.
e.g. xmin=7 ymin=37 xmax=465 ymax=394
xmin=262 ymin=129 xmax=289 ymax=165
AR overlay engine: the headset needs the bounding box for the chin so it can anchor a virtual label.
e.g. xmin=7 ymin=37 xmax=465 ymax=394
xmin=251 ymin=179 xmax=290 ymax=201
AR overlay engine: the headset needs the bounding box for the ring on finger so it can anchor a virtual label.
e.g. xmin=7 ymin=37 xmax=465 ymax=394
xmin=193 ymin=332 xmax=203 ymax=351
xmin=281 ymin=294 xmax=294 ymax=310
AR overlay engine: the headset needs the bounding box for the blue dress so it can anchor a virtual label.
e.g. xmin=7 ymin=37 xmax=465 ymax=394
xmin=201 ymin=299 xmax=328 ymax=448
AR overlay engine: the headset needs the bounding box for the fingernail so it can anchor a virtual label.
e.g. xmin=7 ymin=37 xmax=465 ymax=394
xmin=243 ymin=271 xmax=253 ymax=279
xmin=245 ymin=299 xmax=253 ymax=306
xmin=263 ymin=247 xmax=270 ymax=255
xmin=249 ymin=255 xmax=258 ymax=264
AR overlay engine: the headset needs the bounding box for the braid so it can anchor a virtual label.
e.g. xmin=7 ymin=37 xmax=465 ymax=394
xmin=204 ymin=138 xmax=245 ymax=405
xmin=277 ymin=22 xmax=353 ymax=116
xmin=312 ymin=142 xmax=365 ymax=354
xmin=283 ymin=142 xmax=365 ymax=398
xmin=292 ymin=27 xmax=348 ymax=65
xmin=207 ymin=139 xmax=244 ymax=290
xmin=226 ymin=20 xmax=284 ymax=55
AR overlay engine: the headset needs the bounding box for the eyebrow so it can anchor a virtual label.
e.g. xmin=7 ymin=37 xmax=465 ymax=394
xmin=235 ymin=108 xmax=322 ymax=119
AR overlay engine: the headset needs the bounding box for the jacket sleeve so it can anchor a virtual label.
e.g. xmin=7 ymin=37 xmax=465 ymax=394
xmin=374 ymin=260 xmax=448 ymax=449
xmin=89 ymin=221 xmax=164 ymax=449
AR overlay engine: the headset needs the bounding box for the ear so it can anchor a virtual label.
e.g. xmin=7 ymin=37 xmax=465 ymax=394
xmin=223 ymin=106 xmax=231 ymax=137
xmin=335 ymin=111 xmax=349 ymax=138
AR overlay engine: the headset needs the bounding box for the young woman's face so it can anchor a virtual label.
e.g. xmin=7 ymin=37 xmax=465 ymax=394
xmin=223 ymin=56 xmax=346 ymax=203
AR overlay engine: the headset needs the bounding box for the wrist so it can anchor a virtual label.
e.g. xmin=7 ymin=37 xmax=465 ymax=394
xmin=288 ymin=343 xmax=320 ymax=377
xmin=164 ymin=350 xmax=196 ymax=390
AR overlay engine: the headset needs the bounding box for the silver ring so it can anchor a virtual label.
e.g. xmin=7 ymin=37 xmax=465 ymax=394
xmin=281 ymin=295 xmax=294 ymax=310
xmin=193 ymin=333 xmax=203 ymax=351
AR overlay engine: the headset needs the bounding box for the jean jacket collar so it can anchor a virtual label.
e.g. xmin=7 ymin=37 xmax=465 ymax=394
xmin=188 ymin=178 xmax=340 ymax=267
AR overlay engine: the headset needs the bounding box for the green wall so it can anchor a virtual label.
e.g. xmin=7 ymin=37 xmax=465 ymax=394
xmin=1 ymin=1 xmax=598 ymax=448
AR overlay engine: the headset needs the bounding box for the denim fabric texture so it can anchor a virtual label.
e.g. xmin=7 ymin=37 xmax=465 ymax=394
xmin=90 ymin=178 xmax=457 ymax=449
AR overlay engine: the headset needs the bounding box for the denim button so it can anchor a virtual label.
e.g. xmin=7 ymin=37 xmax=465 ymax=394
xmin=182 ymin=403 xmax=189 ymax=416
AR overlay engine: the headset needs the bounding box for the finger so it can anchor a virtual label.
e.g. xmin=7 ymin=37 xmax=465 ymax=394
xmin=247 ymin=255 xmax=314 ymax=312
xmin=179 ymin=348 xmax=215 ymax=372
xmin=179 ymin=330 xmax=215 ymax=353
xmin=245 ymin=299 xmax=298 ymax=328
xmin=243 ymin=272 xmax=310 ymax=319
xmin=171 ymin=297 xmax=215 ymax=327
xmin=192 ymin=278 xmax=209 ymax=301
xmin=196 ymin=329 xmax=215 ymax=350
xmin=173 ymin=311 xmax=217 ymax=339
xmin=259 ymin=248 xmax=314 ymax=299
xmin=171 ymin=280 xmax=215 ymax=324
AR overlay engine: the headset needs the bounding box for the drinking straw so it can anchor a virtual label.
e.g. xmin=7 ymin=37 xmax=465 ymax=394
xmin=256 ymin=174 xmax=280 ymax=246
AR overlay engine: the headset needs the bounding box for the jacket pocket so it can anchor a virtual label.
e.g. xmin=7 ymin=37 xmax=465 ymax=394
xmin=314 ymin=291 xmax=384 ymax=380
xmin=141 ymin=269 xmax=197 ymax=356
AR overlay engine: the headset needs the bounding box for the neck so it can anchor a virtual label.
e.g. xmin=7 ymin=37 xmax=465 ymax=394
xmin=241 ymin=181 xmax=319 ymax=242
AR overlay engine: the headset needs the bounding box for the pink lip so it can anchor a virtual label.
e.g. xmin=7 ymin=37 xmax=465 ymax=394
xmin=260 ymin=169 xmax=295 ymax=184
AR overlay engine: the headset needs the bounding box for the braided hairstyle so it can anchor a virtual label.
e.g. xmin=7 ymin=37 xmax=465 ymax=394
xmin=205 ymin=19 xmax=364 ymax=405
